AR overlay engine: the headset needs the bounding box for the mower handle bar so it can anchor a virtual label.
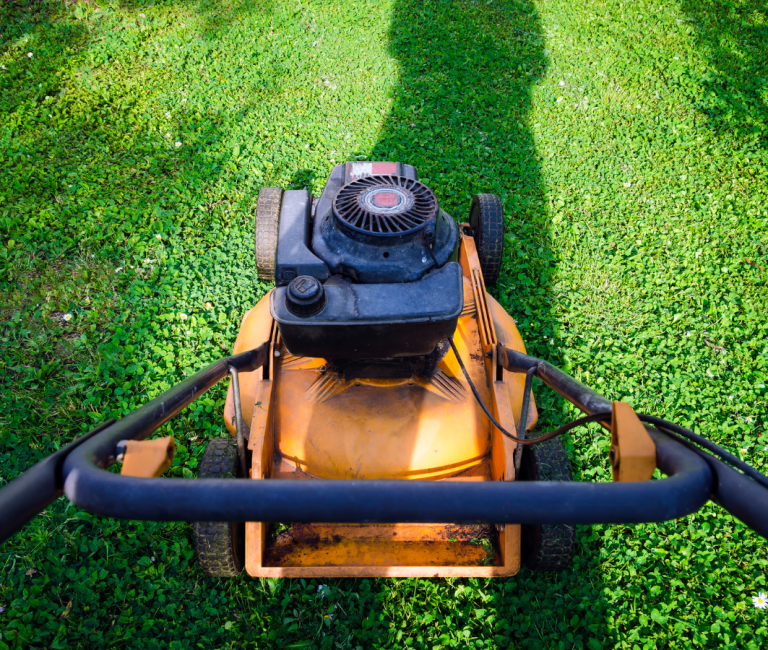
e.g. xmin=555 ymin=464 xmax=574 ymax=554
xmin=0 ymin=341 xmax=765 ymax=545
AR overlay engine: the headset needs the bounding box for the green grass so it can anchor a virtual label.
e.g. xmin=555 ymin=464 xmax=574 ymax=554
xmin=1 ymin=0 xmax=767 ymax=647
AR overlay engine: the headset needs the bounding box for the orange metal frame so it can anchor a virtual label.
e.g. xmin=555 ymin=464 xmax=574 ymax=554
xmin=223 ymin=229 xmax=537 ymax=577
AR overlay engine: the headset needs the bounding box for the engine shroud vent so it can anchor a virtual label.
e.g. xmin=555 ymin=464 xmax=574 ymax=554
xmin=333 ymin=175 xmax=438 ymax=236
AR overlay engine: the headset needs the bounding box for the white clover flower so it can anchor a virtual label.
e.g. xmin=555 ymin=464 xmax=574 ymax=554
xmin=151 ymin=556 xmax=155 ymax=562
xmin=754 ymin=593 xmax=768 ymax=609
xmin=673 ymin=56 xmax=680 ymax=60
xmin=558 ymin=80 xmax=565 ymax=87
xmin=27 ymin=52 xmax=33 ymax=58
xmin=180 ymin=313 xmax=188 ymax=320
xmin=175 ymin=141 xmax=182 ymax=147
xmin=115 ymin=267 xmax=123 ymax=273
xmin=63 ymin=313 xmax=73 ymax=322
xmin=624 ymin=182 xmax=632 ymax=188
xmin=556 ymin=97 xmax=563 ymax=103
xmin=140 ymin=13 xmax=146 ymax=18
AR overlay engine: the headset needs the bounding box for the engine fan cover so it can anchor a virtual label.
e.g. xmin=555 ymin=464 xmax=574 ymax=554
xmin=312 ymin=167 xmax=457 ymax=284
xmin=333 ymin=175 xmax=438 ymax=237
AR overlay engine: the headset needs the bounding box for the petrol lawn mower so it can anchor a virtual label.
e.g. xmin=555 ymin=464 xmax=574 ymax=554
xmin=1 ymin=161 xmax=767 ymax=579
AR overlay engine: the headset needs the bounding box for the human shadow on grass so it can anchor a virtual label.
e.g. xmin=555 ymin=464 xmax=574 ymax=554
xmin=288 ymin=1 xmax=616 ymax=648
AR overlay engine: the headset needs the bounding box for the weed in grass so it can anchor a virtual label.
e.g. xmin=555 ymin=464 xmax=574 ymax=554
xmin=1 ymin=0 xmax=767 ymax=648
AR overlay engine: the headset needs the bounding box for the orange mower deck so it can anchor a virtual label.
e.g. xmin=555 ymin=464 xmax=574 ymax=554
xmin=223 ymin=231 xmax=537 ymax=577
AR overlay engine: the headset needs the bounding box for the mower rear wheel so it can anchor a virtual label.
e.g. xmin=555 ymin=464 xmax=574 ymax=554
xmin=468 ymin=194 xmax=504 ymax=286
xmin=192 ymin=438 xmax=245 ymax=578
xmin=254 ymin=187 xmax=282 ymax=282
xmin=519 ymin=437 xmax=576 ymax=572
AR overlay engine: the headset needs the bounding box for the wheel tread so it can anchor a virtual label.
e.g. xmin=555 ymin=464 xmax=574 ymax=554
xmin=254 ymin=187 xmax=282 ymax=282
xmin=521 ymin=437 xmax=576 ymax=572
xmin=470 ymin=194 xmax=504 ymax=286
xmin=192 ymin=438 xmax=244 ymax=577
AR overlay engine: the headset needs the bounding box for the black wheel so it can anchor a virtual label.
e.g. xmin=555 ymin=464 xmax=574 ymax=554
xmin=519 ymin=437 xmax=575 ymax=571
xmin=192 ymin=438 xmax=245 ymax=577
xmin=254 ymin=187 xmax=282 ymax=282
xmin=468 ymin=194 xmax=504 ymax=286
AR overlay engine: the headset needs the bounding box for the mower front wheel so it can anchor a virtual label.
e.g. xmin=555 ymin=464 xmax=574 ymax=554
xmin=519 ymin=437 xmax=576 ymax=572
xmin=192 ymin=438 xmax=245 ymax=578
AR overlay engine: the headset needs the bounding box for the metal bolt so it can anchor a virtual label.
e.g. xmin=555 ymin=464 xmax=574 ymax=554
xmin=115 ymin=440 xmax=129 ymax=463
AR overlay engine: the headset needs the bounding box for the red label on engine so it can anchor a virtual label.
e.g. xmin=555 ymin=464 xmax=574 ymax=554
xmin=371 ymin=162 xmax=398 ymax=175
xmin=372 ymin=192 xmax=398 ymax=208
xmin=345 ymin=161 xmax=400 ymax=183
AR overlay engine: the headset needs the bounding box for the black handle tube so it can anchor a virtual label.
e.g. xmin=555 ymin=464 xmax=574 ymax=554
xmin=74 ymin=343 xmax=269 ymax=469
xmin=498 ymin=344 xmax=768 ymax=540
xmin=0 ymin=344 xmax=268 ymax=545
xmin=664 ymin=437 xmax=768 ymax=539
xmin=62 ymin=427 xmax=711 ymax=524
xmin=497 ymin=345 xmax=613 ymax=420
xmin=710 ymin=460 xmax=768 ymax=539
xmin=0 ymin=419 xmax=115 ymax=545
xmin=59 ymin=340 xmax=711 ymax=525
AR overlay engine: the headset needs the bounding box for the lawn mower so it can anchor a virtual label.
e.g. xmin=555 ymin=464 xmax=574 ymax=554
xmin=1 ymin=161 xmax=767 ymax=579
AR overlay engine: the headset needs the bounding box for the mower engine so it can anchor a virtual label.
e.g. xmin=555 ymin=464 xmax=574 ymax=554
xmin=266 ymin=162 xmax=461 ymax=368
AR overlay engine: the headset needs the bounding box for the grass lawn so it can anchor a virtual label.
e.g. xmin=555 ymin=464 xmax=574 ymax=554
xmin=1 ymin=0 xmax=767 ymax=647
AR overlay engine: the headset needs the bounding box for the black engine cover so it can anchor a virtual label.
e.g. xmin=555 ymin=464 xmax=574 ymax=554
xmin=271 ymin=161 xmax=463 ymax=360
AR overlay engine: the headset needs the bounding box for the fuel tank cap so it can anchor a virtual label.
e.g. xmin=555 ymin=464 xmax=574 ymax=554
xmin=285 ymin=275 xmax=326 ymax=316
